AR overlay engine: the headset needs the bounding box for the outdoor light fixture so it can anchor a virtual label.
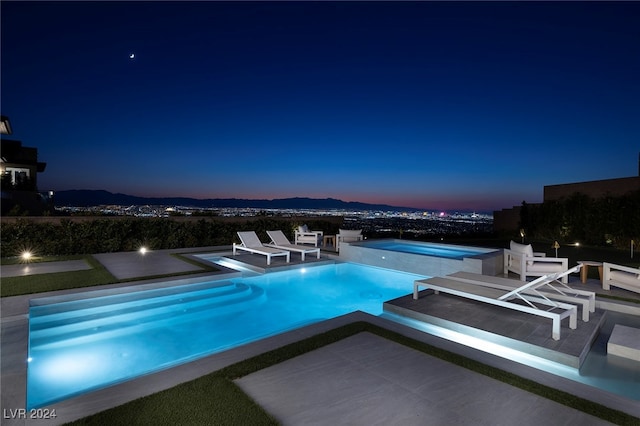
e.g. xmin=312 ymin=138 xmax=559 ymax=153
xmin=552 ymin=241 xmax=560 ymax=257
xmin=520 ymin=229 xmax=525 ymax=243
xmin=21 ymin=251 xmax=33 ymax=262
xmin=139 ymin=246 xmax=148 ymax=255
xmin=0 ymin=116 xmax=12 ymax=135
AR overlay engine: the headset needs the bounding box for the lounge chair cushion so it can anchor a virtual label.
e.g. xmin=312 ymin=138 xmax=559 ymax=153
xmin=526 ymin=262 xmax=565 ymax=273
xmin=611 ymin=270 xmax=640 ymax=285
xmin=509 ymin=240 xmax=535 ymax=266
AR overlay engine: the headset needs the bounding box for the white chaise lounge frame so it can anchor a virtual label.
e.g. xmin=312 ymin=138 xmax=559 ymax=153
xmin=233 ymin=231 xmax=290 ymax=265
xmin=447 ymin=266 xmax=594 ymax=322
xmin=413 ymin=271 xmax=578 ymax=340
xmin=265 ymin=230 xmax=320 ymax=261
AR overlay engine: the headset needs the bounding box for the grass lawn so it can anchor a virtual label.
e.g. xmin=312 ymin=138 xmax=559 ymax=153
xmin=0 ymin=254 xmax=219 ymax=297
xmin=1 ymin=256 xmax=116 ymax=297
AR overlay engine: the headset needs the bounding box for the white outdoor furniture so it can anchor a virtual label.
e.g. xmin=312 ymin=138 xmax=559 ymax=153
xmin=504 ymin=240 xmax=569 ymax=283
xmin=414 ymin=271 xmax=579 ymax=340
xmin=448 ymin=267 xmax=594 ymax=322
xmin=233 ymin=231 xmax=290 ymax=265
xmin=266 ymin=230 xmax=320 ymax=261
xmin=336 ymin=229 xmax=363 ymax=252
xmin=294 ymin=225 xmax=323 ymax=247
xmin=603 ymin=262 xmax=640 ymax=294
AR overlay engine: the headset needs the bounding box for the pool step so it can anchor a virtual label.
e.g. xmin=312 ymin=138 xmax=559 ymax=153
xmin=31 ymin=280 xmax=242 ymax=318
xmin=30 ymin=282 xmax=265 ymax=348
xmin=30 ymin=281 xmax=245 ymax=329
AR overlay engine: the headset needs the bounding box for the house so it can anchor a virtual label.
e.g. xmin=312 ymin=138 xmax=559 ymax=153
xmin=1 ymin=116 xmax=52 ymax=215
xmin=494 ymin=154 xmax=640 ymax=232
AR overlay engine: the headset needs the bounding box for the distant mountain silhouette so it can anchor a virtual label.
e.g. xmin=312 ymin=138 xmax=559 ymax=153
xmin=54 ymin=190 xmax=417 ymax=211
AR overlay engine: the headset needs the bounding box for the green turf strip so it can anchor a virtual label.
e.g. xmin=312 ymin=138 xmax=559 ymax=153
xmin=0 ymin=254 xmax=219 ymax=297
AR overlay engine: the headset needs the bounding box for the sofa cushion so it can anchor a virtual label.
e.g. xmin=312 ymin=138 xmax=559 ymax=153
xmin=509 ymin=240 xmax=534 ymax=265
xmin=610 ymin=270 xmax=640 ymax=286
xmin=527 ymin=262 xmax=565 ymax=273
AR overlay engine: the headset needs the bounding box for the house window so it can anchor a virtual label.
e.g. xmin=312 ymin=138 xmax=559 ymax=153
xmin=3 ymin=167 xmax=33 ymax=189
xmin=6 ymin=167 xmax=30 ymax=184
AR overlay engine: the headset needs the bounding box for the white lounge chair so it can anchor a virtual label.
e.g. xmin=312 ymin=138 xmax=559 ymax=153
xmin=447 ymin=267 xmax=595 ymax=322
xmin=414 ymin=271 xmax=578 ymax=340
xmin=504 ymin=240 xmax=569 ymax=283
xmin=603 ymin=262 xmax=640 ymax=294
xmin=336 ymin=229 xmax=363 ymax=252
xmin=266 ymin=230 xmax=320 ymax=261
xmin=294 ymin=225 xmax=323 ymax=247
xmin=233 ymin=231 xmax=290 ymax=265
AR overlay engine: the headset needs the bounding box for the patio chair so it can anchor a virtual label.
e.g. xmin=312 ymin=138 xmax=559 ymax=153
xmin=414 ymin=270 xmax=579 ymax=340
xmin=233 ymin=231 xmax=290 ymax=265
xmin=266 ymin=230 xmax=320 ymax=261
xmin=603 ymin=262 xmax=640 ymax=294
xmin=447 ymin=266 xmax=595 ymax=322
xmin=504 ymin=240 xmax=569 ymax=283
xmin=336 ymin=229 xmax=363 ymax=252
xmin=294 ymin=225 xmax=323 ymax=247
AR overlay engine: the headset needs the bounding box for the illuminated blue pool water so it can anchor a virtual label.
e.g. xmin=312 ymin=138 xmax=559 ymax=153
xmin=27 ymin=263 xmax=424 ymax=409
xmin=358 ymin=240 xmax=489 ymax=259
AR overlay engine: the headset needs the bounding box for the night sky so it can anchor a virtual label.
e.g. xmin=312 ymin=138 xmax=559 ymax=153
xmin=2 ymin=1 xmax=638 ymax=212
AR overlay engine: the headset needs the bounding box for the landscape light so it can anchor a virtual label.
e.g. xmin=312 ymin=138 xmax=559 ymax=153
xmin=0 ymin=116 xmax=12 ymax=135
xmin=21 ymin=251 xmax=33 ymax=262
xmin=139 ymin=246 xmax=148 ymax=255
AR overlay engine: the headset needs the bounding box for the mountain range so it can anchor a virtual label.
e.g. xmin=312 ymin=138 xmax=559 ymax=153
xmin=54 ymin=190 xmax=417 ymax=211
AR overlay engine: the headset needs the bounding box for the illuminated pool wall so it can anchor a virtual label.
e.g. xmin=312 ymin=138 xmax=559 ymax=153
xmin=340 ymin=239 xmax=503 ymax=277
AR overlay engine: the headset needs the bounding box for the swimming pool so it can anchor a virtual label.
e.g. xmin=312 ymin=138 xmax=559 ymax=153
xmin=340 ymin=239 xmax=503 ymax=277
xmin=27 ymin=263 xmax=424 ymax=409
xmin=360 ymin=240 xmax=489 ymax=259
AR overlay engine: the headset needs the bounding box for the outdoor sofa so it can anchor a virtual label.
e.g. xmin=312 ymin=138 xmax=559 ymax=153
xmin=336 ymin=229 xmax=363 ymax=252
xmin=294 ymin=225 xmax=323 ymax=247
xmin=603 ymin=262 xmax=640 ymax=294
xmin=504 ymin=240 xmax=569 ymax=283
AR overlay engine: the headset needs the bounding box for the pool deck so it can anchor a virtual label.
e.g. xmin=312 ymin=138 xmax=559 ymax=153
xmin=2 ymin=247 xmax=640 ymax=425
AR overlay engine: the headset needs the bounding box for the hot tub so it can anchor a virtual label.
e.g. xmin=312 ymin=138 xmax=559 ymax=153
xmin=339 ymin=239 xmax=503 ymax=277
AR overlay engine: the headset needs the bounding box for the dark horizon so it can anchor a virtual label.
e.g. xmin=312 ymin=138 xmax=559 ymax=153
xmin=53 ymin=189 xmax=498 ymax=214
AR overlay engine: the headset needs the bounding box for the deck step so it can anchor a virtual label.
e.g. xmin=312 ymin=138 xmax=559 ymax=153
xmin=608 ymin=324 xmax=640 ymax=361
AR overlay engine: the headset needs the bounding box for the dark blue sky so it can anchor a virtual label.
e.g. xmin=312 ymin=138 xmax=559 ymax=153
xmin=2 ymin=2 xmax=638 ymax=212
